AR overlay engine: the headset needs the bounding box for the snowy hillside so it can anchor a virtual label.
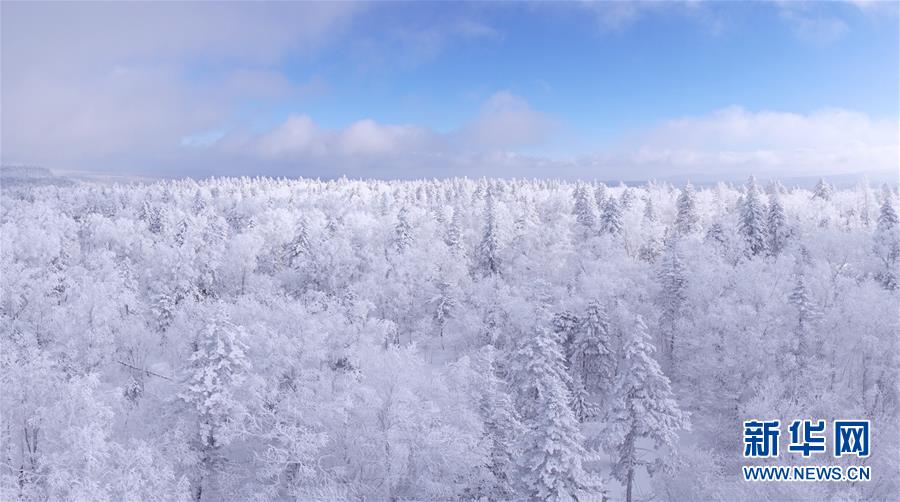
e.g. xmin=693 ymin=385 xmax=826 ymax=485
xmin=1 ymin=176 xmax=897 ymax=501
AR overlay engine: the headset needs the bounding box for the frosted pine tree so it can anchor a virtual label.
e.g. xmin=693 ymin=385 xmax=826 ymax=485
xmin=431 ymin=276 xmax=456 ymax=349
xmin=874 ymin=186 xmax=899 ymax=290
xmin=858 ymin=178 xmax=874 ymax=227
xmin=594 ymin=183 xmax=608 ymax=210
xmin=605 ymin=314 xmax=688 ymax=502
xmin=620 ymin=187 xmax=636 ymax=210
xmin=180 ymin=306 xmax=250 ymax=502
xmin=813 ymin=178 xmax=833 ymax=201
xmin=569 ymin=300 xmax=615 ymax=413
xmin=572 ymin=184 xmax=597 ymax=239
xmin=476 ymin=347 xmax=524 ymax=499
xmin=283 ymin=218 xmax=311 ymax=268
xmin=767 ymin=191 xmax=788 ymax=257
xmin=738 ymin=176 xmax=768 ymax=257
xmin=394 ymin=205 xmax=412 ymax=253
xmin=513 ymin=322 xmax=601 ymax=501
xmin=599 ymin=197 xmax=623 ymax=236
xmin=643 ymin=195 xmax=657 ymax=223
xmin=444 ymin=206 xmax=464 ymax=254
xmin=657 ymin=241 xmax=687 ymax=368
xmin=788 ymin=261 xmax=820 ymax=376
xmin=477 ymin=189 xmax=502 ymax=276
xmin=674 ymin=183 xmax=699 ymax=235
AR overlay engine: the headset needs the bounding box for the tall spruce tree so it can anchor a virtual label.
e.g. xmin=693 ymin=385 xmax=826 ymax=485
xmin=600 ymin=197 xmax=624 ymax=236
xmin=572 ymin=184 xmax=597 ymax=238
xmin=674 ymin=183 xmax=699 ymax=235
xmin=605 ymin=315 xmax=688 ymax=502
xmin=738 ymin=176 xmax=768 ymax=257
xmin=874 ymin=186 xmax=899 ymax=290
xmin=180 ymin=305 xmax=250 ymax=502
xmin=657 ymin=241 xmax=687 ymax=368
xmin=513 ymin=322 xmax=601 ymax=501
xmin=767 ymin=192 xmax=788 ymax=257
xmin=477 ymin=189 xmax=503 ymax=276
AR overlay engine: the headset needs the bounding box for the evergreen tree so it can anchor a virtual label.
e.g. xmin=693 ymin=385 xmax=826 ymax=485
xmin=513 ymin=323 xmax=601 ymax=501
xmin=674 ymin=183 xmax=699 ymax=235
xmin=813 ymin=178 xmax=833 ymax=201
xmin=738 ymin=176 xmax=768 ymax=257
xmin=283 ymin=219 xmax=311 ymax=268
xmin=594 ymin=183 xmax=608 ymax=210
xmin=444 ymin=206 xmax=463 ymax=254
xmin=788 ymin=262 xmax=820 ymax=386
xmin=569 ymin=300 xmax=615 ymax=413
xmin=858 ymin=178 xmax=873 ymax=228
xmin=600 ymin=197 xmax=623 ymax=236
xmin=620 ymin=187 xmax=636 ymax=210
xmin=605 ymin=315 xmax=688 ymax=502
xmin=180 ymin=305 xmax=250 ymax=501
xmin=643 ymin=195 xmax=657 ymax=223
xmin=657 ymin=240 xmax=687 ymax=368
xmin=767 ymin=192 xmax=788 ymax=257
xmin=572 ymin=184 xmax=597 ymax=237
xmin=475 ymin=347 xmax=524 ymax=499
xmin=477 ymin=190 xmax=502 ymax=276
xmin=394 ymin=206 xmax=412 ymax=253
xmin=431 ymin=277 xmax=456 ymax=349
xmin=874 ymin=187 xmax=899 ymax=290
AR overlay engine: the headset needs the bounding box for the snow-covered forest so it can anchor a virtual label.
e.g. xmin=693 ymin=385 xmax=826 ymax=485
xmin=1 ymin=175 xmax=897 ymax=501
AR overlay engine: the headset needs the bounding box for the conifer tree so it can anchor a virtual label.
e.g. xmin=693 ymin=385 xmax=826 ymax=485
xmin=605 ymin=315 xmax=688 ymax=502
xmin=283 ymin=219 xmax=311 ymax=268
xmin=513 ymin=322 xmax=601 ymax=501
xmin=477 ymin=190 xmax=502 ymax=276
xmin=432 ymin=277 xmax=455 ymax=349
xmin=874 ymin=186 xmax=899 ymax=290
xmin=643 ymin=195 xmax=657 ymax=223
xmin=813 ymin=178 xmax=833 ymax=201
xmin=572 ymin=184 xmax=597 ymax=237
xmin=674 ymin=183 xmax=699 ymax=235
xmin=600 ymin=197 xmax=623 ymax=236
xmin=738 ymin=176 xmax=768 ymax=257
xmin=476 ymin=347 xmax=524 ymax=499
xmin=180 ymin=306 xmax=250 ymax=501
xmin=444 ymin=206 xmax=463 ymax=254
xmin=657 ymin=240 xmax=687 ymax=367
xmin=767 ymin=192 xmax=788 ymax=257
xmin=620 ymin=187 xmax=636 ymax=210
xmin=394 ymin=206 xmax=412 ymax=253
xmin=787 ymin=261 xmax=821 ymax=390
xmin=569 ymin=300 xmax=615 ymax=410
xmin=594 ymin=183 xmax=608 ymax=210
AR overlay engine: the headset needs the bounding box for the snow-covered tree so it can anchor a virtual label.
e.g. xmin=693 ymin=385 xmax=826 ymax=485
xmin=605 ymin=314 xmax=688 ymax=502
xmin=477 ymin=189 xmax=503 ymax=276
xmin=180 ymin=305 xmax=250 ymax=501
xmin=738 ymin=176 xmax=768 ymax=257
xmin=674 ymin=183 xmax=699 ymax=235
xmin=394 ymin=205 xmax=412 ymax=253
xmin=599 ymin=197 xmax=623 ymax=236
xmin=874 ymin=187 xmax=899 ymax=290
xmin=767 ymin=191 xmax=788 ymax=257
xmin=513 ymin=321 xmax=601 ymax=501
xmin=813 ymin=178 xmax=833 ymax=201
xmin=569 ymin=300 xmax=615 ymax=413
xmin=657 ymin=241 xmax=687 ymax=367
xmin=572 ymin=184 xmax=597 ymax=238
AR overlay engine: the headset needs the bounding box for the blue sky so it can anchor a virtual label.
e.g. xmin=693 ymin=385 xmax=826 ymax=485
xmin=2 ymin=1 xmax=898 ymax=180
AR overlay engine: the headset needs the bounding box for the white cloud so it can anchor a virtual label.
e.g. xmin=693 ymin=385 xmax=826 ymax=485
xmin=1 ymin=2 xmax=359 ymax=167
xmin=585 ymin=106 xmax=899 ymax=179
xmin=460 ymin=91 xmax=556 ymax=149
xmin=777 ymin=4 xmax=849 ymax=46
